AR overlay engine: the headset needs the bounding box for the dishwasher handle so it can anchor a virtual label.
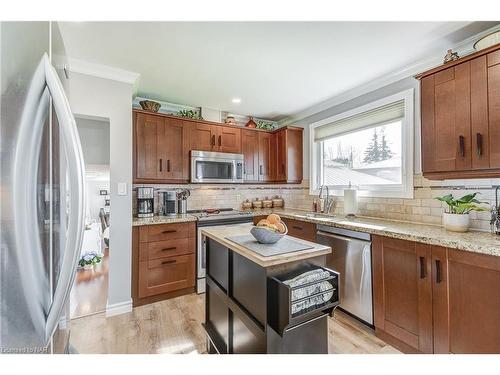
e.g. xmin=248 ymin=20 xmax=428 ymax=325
xmin=316 ymin=230 xmax=372 ymax=246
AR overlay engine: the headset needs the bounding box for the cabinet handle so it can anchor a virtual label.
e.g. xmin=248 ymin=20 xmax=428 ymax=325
xmin=167 ymin=159 xmax=171 ymax=172
xmin=159 ymin=158 xmax=163 ymax=172
xmin=292 ymin=226 xmax=303 ymax=230
xmin=435 ymin=259 xmax=442 ymax=284
xmin=218 ymin=135 xmax=221 ymax=147
xmin=419 ymin=256 xmax=426 ymax=279
xmin=259 ymin=165 xmax=263 ymax=175
xmin=161 ymin=259 xmax=176 ymax=265
xmin=282 ymin=163 xmax=285 ymax=175
xmin=212 ymin=135 xmax=215 ymax=146
xmin=162 ymin=230 xmax=176 ymax=234
xmin=161 ymin=247 xmax=176 ymax=252
xmin=476 ymin=133 xmax=483 ymax=156
xmin=459 ymin=135 xmax=465 ymax=157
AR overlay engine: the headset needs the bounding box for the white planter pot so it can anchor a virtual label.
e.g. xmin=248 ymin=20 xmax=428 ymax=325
xmin=443 ymin=213 xmax=470 ymax=232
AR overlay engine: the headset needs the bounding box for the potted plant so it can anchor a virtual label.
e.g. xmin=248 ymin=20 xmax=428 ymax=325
xmin=435 ymin=193 xmax=489 ymax=232
xmin=78 ymin=252 xmax=102 ymax=270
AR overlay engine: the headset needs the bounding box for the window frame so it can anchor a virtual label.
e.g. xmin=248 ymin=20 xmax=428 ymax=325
xmin=309 ymin=88 xmax=414 ymax=199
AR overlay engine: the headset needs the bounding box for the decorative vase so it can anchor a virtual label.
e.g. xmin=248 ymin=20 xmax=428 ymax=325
xmin=83 ymin=264 xmax=94 ymax=270
xmin=245 ymin=116 xmax=257 ymax=128
xmin=225 ymin=115 xmax=237 ymax=125
xmin=443 ymin=212 xmax=470 ymax=232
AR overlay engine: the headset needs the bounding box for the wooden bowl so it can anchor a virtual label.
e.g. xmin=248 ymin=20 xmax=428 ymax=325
xmin=139 ymin=100 xmax=161 ymax=112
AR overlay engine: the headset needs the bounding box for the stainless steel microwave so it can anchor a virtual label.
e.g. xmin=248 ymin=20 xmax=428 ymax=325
xmin=190 ymin=150 xmax=244 ymax=183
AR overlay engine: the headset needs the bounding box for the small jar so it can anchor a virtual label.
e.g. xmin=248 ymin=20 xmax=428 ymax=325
xmin=262 ymin=197 xmax=273 ymax=208
xmin=242 ymin=199 xmax=253 ymax=210
xmin=272 ymin=196 xmax=284 ymax=208
xmin=252 ymin=198 xmax=263 ymax=209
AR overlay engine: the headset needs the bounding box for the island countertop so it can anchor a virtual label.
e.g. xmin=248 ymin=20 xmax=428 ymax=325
xmin=200 ymin=223 xmax=331 ymax=268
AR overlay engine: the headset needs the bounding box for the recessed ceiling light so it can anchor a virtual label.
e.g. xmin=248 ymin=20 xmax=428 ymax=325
xmin=232 ymin=98 xmax=241 ymax=104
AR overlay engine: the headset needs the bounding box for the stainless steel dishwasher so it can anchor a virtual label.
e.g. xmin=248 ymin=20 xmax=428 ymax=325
xmin=316 ymin=225 xmax=373 ymax=326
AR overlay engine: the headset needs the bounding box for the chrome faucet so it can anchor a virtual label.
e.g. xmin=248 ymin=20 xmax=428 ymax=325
xmin=318 ymin=185 xmax=335 ymax=214
xmin=491 ymin=186 xmax=500 ymax=235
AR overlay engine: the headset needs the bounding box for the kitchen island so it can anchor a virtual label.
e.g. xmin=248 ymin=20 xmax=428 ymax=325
xmin=200 ymin=223 xmax=338 ymax=354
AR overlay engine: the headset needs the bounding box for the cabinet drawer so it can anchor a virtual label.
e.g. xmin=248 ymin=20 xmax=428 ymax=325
xmin=138 ymin=254 xmax=195 ymax=298
xmin=282 ymin=218 xmax=316 ymax=242
xmin=144 ymin=222 xmax=191 ymax=242
xmin=140 ymin=238 xmax=194 ymax=261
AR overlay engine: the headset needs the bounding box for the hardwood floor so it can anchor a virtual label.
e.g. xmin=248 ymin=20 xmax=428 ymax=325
xmin=70 ymin=249 xmax=109 ymax=319
xmin=70 ymin=293 xmax=399 ymax=354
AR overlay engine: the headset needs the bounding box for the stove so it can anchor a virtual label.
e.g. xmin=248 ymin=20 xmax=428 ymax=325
xmin=193 ymin=208 xmax=254 ymax=293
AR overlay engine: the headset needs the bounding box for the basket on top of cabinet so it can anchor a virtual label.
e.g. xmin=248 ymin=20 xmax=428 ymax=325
xmin=267 ymin=264 xmax=339 ymax=336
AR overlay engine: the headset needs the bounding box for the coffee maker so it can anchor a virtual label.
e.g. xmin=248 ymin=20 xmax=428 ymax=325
xmin=136 ymin=187 xmax=154 ymax=218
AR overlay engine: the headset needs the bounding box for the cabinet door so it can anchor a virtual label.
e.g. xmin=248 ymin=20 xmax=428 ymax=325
xmin=258 ymin=132 xmax=276 ymax=181
xmin=470 ymin=56 xmax=489 ymax=169
xmin=217 ymin=126 xmax=241 ymax=153
xmin=241 ymin=129 xmax=259 ymax=181
xmin=432 ymin=247 xmax=500 ymax=354
xmin=190 ymin=123 xmax=216 ymax=152
xmin=372 ymin=236 xmax=433 ymax=353
xmin=285 ymin=128 xmax=303 ymax=183
xmin=488 ymin=50 xmax=500 ymax=167
xmin=421 ymin=63 xmax=471 ymax=173
xmin=135 ymin=113 xmax=160 ymax=179
xmin=276 ymin=129 xmax=286 ymax=181
xmin=157 ymin=117 xmax=188 ymax=180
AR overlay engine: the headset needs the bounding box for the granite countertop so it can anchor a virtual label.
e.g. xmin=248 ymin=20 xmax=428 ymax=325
xmin=132 ymin=214 xmax=197 ymax=226
xmin=200 ymin=223 xmax=331 ymax=268
xmin=246 ymin=208 xmax=500 ymax=258
xmin=131 ymin=208 xmax=500 ymax=257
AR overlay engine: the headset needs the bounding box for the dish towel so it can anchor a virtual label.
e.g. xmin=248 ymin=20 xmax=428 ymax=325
xmin=283 ymin=269 xmax=334 ymax=315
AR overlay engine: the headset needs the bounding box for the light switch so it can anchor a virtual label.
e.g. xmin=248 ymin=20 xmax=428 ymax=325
xmin=117 ymin=182 xmax=127 ymax=196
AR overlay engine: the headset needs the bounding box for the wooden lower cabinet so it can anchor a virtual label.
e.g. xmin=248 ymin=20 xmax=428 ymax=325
xmin=132 ymin=222 xmax=196 ymax=306
xmin=281 ymin=218 xmax=316 ymax=242
xmin=373 ymin=235 xmax=500 ymax=353
xmin=433 ymin=248 xmax=500 ymax=354
xmin=372 ymin=236 xmax=433 ymax=353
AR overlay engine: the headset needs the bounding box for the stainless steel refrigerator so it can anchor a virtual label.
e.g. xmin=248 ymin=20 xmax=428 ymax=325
xmin=0 ymin=22 xmax=85 ymax=354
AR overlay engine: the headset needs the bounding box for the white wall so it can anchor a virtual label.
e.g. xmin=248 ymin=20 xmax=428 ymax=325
xmin=85 ymin=179 xmax=110 ymax=221
xmin=76 ymin=117 xmax=110 ymax=165
xmin=68 ymin=72 xmax=133 ymax=310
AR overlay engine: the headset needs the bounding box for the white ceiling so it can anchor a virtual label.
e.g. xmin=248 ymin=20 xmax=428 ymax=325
xmin=59 ymin=22 xmax=498 ymax=121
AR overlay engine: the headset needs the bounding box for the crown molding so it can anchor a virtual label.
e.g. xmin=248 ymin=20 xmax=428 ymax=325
xmin=279 ymin=23 xmax=500 ymax=126
xmin=67 ymin=57 xmax=140 ymax=86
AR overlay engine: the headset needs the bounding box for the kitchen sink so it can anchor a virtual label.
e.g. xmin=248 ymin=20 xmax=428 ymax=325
xmin=302 ymin=213 xmax=335 ymax=219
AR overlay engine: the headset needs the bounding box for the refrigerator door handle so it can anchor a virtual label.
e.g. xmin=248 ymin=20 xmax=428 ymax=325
xmin=43 ymin=53 xmax=86 ymax=343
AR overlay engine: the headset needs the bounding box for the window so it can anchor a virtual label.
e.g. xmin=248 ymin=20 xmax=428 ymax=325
xmin=310 ymin=89 xmax=414 ymax=198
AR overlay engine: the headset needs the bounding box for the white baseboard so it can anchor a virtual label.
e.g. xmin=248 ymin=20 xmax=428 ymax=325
xmin=106 ymin=299 xmax=132 ymax=317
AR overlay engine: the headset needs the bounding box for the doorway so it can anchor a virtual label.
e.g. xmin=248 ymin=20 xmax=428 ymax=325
xmin=70 ymin=115 xmax=110 ymax=318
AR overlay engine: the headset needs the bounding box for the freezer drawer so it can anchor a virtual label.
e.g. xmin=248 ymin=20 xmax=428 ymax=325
xmin=316 ymin=225 xmax=373 ymax=326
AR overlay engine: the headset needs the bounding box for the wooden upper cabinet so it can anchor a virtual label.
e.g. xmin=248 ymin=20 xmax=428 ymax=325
xmin=241 ymin=129 xmax=259 ymax=181
xmin=134 ymin=112 xmax=189 ymax=183
xmin=432 ymin=248 xmax=500 ymax=354
xmin=257 ymin=132 xmax=276 ymax=181
xmin=372 ymin=235 xmax=433 ymax=353
xmin=488 ymin=50 xmax=500 ymax=167
xmin=418 ymin=43 xmax=500 ymax=179
xmin=190 ymin=122 xmax=217 ymax=152
xmin=421 ymin=63 xmax=472 ymax=174
xmin=135 ymin=113 xmax=161 ymax=180
xmin=189 ymin=123 xmax=241 ymax=153
xmin=157 ymin=118 xmax=189 ymax=180
xmin=133 ymin=110 xmax=303 ymax=184
xmin=276 ymin=127 xmax=303 ymax=183
xmin=216 ymin=126 xmax=241 ymax=153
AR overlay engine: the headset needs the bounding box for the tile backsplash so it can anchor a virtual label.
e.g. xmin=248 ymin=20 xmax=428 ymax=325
xmin=133 ymin=175 xmax=497 ymax=231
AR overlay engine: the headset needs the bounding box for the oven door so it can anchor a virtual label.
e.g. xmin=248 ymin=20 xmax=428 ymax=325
xmin=191 ymin=153 xmax=243 ymax=183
